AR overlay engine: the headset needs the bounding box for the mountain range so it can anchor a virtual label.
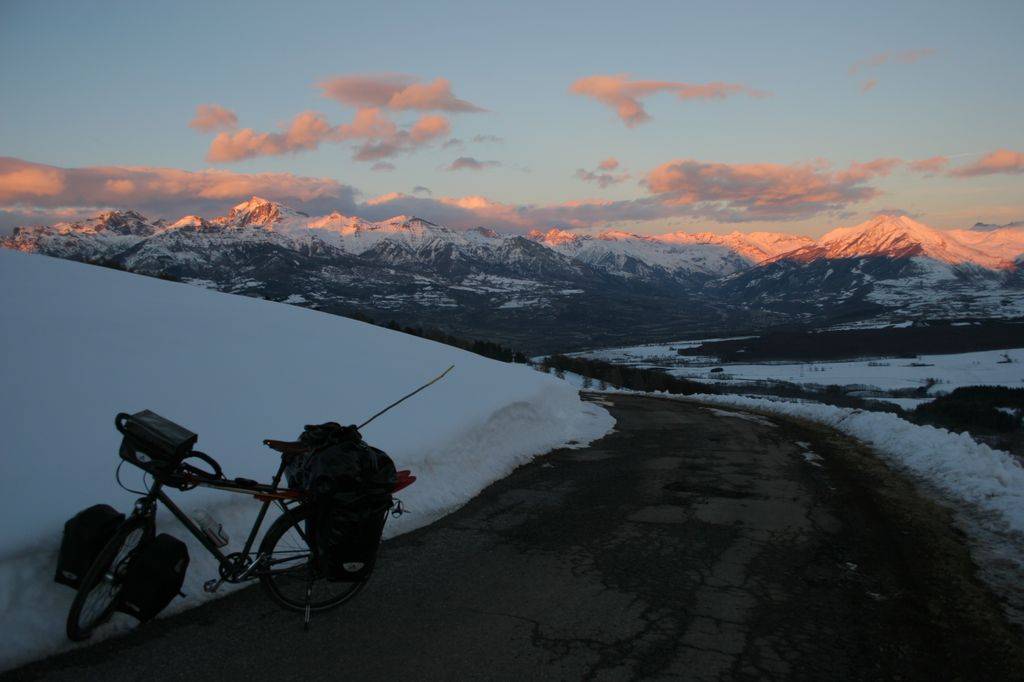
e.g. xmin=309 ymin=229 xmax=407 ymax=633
xmin=4 ymin=198 xmax=1022 ymax=351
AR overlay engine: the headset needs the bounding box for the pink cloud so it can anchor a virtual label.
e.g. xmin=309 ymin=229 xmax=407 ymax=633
xmin=206 ymin=112 xmax=334 ymax=162
xmin=409 ymin=115 xmax=451 ymax=142
xmin=0 ymin=157 xmax=357 ymax=219
xmin=189 ymin=104 xmax=238 ymax=132
xmin=861 ymin=79 xmax=878 ymax=93
xmin=318 ymin=74 xmax=484 ymax=112
xmin=598 ymin=157 xmax=619 ymax=170
xmin=351 ymin=114 xmax=451 ymax=161
xmin=0 ymin=162 xmax=66 ymax=202
xmin=950 ymin=149 xmax=1024 ymax=177
xmin=849 ymin=48 xmax=936 ymax=76
xmin=334 ymin=107 xmax=398 ymax=140
xmin=204 ymin=108 xmax=450 ymax=163
xmin=570 ymin=74 xmax=769 ymax=127
xmin=908 ymin=156 xmax=949 ymax=174
xmin=444 ymin=156 xmax=500 ymax=171
xmin=643 ymin=157 xmax=900 ymax=217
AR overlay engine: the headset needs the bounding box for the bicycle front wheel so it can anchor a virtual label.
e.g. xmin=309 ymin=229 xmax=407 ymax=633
xmin=66 ymin=515 xmax=152 ymax=641
xmin=258 ymin=506 xmax=366 ymax=612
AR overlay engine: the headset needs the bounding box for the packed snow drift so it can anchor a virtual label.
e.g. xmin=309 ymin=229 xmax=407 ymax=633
xmin=0 ymin=250 xmax=614 ymax=670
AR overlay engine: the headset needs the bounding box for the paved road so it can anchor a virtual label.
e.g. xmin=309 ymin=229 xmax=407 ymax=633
xmin=8 ymin=395 xmax=1024 ymax=681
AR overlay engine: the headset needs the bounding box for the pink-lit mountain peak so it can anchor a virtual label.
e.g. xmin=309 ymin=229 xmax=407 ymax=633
xmin=816 ymin=214 xmax=1006 ymax=267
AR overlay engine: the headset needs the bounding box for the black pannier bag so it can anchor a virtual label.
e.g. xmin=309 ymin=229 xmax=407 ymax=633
xmin=117 ymin=533 xmax=189 ymax=622
xmin=117 ymin=410 xmax=198 ymax=474
xmin=312 ymin=498 xmax=390 ymax=582
xmin=285 ymin=422 xmax=397 ymax=582
xmin=55 ymin=504 xmax=125 ymax=589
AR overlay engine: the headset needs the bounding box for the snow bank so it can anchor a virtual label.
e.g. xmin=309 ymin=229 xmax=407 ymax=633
xmin=0 ymin=251 xmax=613 ymax=670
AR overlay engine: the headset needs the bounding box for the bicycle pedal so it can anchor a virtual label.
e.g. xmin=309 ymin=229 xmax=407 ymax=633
xmin=203 ymin=578 xmax=223 ymax=593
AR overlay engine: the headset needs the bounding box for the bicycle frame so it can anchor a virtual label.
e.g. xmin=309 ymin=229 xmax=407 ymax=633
xmin=135 ymin=455 xmax=305 ymax=583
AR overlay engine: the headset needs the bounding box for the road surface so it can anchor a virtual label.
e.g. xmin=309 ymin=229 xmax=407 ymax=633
xmin=7 ymin=394 xmax=1023 ymax=681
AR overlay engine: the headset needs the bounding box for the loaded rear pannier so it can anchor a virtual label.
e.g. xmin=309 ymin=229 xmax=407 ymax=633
xmin=55 ymin=504 xmax=125 ymax=589
xmin=117 ymin=533 xmax=190 ymax=621
xmin=285 ymin=422 xmax=396 ymax=582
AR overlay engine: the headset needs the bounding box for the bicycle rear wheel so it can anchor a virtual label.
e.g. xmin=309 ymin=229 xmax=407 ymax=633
xmin=258 ymin=506 xmax=366 ymax=612
xmin=66 ymin=515 xmax=152 ymax=641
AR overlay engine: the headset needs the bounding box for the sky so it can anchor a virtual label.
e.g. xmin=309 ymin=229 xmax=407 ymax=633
xmin=1 ymin=0 xmax=1022 ymax=237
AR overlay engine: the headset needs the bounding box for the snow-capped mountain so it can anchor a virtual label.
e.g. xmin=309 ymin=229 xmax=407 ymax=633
xmin=782 ymin=215 xmax=1013 ymax=269
xmin=654 ymin=230 xmax=815 ymax=264
xmin=527 ymin=227 xmax=750 ymax=283
xmin=4 ymin=203 xmax=1022 ymax=350
xmin=716 ymin=215 xmax=1024 ymax=321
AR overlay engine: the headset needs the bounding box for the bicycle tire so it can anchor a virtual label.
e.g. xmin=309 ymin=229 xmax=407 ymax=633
xmin=66 ymin=514 xmax=153 ymax=641
xmin=258 ymin=505 xmax=367 ymax=612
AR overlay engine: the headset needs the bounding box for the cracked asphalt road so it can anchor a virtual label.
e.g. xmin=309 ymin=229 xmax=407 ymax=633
xmin=8 ymin=394 xmax=1024 ymax=681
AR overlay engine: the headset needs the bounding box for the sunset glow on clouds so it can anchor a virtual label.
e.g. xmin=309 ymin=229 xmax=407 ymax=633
xmin=570 ymin=74 xmax=768 ymax=127
xmin=188 ymin=104 xmax=238 ymax=133
xmin=6 ymin=149 xmax=1021 ymax=234
xmin=2 ymin=1 xmax=1021 ymax=239
xmin=317 ymin=74 xmax=485 ymax=113
xmin=194 ymin=74 xmax=478 ymax=164
xmin=950 ymin=149 xmax=1024 ymax=177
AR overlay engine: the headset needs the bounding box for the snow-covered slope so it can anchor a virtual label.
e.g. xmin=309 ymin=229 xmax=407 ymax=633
xmin=0 ymin=249 xmax=613 ymax=670
xmin=805 ymin=215 xmax=1011 ymax=269
xmin=654 ymin=230 xmax=814 ymax=263
xmin=528 ymin=227 xmax=751 ymax=280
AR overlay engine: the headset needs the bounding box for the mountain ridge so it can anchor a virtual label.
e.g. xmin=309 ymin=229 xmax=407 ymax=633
xmin=4 ymin=200 xmax=1022 ymax=351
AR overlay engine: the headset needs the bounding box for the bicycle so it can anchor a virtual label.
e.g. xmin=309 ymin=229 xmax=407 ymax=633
xmin=65 ymin=414 xmax=416 ymax=642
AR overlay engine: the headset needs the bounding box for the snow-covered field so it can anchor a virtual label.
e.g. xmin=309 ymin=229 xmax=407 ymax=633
xmin=669 ymin=349 xmax=1024 ymax=394
xmin=570 ymin=339 xmax=1024 ymax=399
xmin=0 ymin=250 xmax=614 ymax=670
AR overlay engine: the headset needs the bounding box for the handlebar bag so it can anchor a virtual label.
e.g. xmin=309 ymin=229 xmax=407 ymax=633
xmin=54 ymin=504 xmax=125 ymax=589
xmin=118 ymin=410 xmax=198 ymax=472
xmin=117 ymin=533 xmax=189 ymax=621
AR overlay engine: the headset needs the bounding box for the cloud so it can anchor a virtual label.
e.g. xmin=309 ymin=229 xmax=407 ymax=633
xmin=370 ymin=162 xmax=395 ymax=172
xmin=206 ymin=111 xmax=334 ymax=162
xmin=442 ymin=138 xmax=463 ymax=149
xmin=575 ymin=158 xmax=629 ymax=188
xmin=318 ymin=74 xmax=484 ymax=113
xmin=860 ymin=79 xmax=878 ymax=93
xmin=643 ymin=157 xmax=900 ymax=220
xmin=849 ymin=48 xmax=936 ymax=76
xmin=203 ymin=108 xmax=450 ymax=163
xmin=334 ymin=107 xmax=397 ymax=140
xmin=0 ymin=162 xmax=66 ymax=202
xmin=0 ymin=157 xmax=358 ymax=220
xmin=575 ymin=169 xmax=629 ymax=188
xmin=6 ymin=148 xmax=993 ymax=238
xmin=949 ymin=149 xmax=1024 ymax=177
xmin=350 ymin=114 xmax=451 ymax=161
xmin=189 ymin=104 xmax=238 ymax=133
xmin=444 ymin=156 xmax=500 ymax=171
xmin=471 ymin=134 xmax=503 ymax=143
xmin=570 ymin=74 xmax=769 ymax=127
xmin=908 ymin=156 xmax=949 ymax=174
